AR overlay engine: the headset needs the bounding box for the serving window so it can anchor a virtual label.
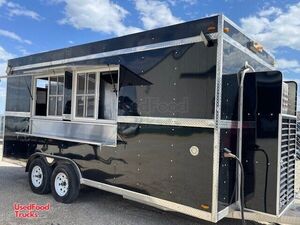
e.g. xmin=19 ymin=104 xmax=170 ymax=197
xmin=34 ymin=75 xmax=65 ymax=117
xmin=73 ymin=68 xmax=119 ymax=122
xmin=29 ymin=65 xmax=120 ymax=146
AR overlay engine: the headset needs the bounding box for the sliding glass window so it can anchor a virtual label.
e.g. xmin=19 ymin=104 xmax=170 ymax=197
xmin=48 ymin=76 xmax=64 ymax=116
xmin=75 ymin=73 xmax=96 ymax=118
xmin=34 ymin=75 xmax=64 ymax=117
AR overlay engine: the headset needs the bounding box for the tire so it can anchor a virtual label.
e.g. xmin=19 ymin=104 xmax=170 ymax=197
xmin=51 ymin=163 xmax=80 ymax=203
xmin=28 ymin=157 xmax=52 ymax=194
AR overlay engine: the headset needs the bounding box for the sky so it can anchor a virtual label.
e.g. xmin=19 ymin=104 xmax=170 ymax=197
xmin=0 ymin=0 xmax=299 ymax=98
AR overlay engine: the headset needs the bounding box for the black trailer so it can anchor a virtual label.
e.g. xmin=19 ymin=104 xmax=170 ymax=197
xmin=1 ymin=14 xmax=300 ymax=224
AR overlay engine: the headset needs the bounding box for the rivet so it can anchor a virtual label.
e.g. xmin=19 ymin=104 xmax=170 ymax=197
xmin=224 ymin=181 xmax=226 ymax=184
xmin=170 ymin=191 xmax=173 ymax=194
xmin=171 ymin=144 xmax=174 ymax=147
xmin=174 ymin=67 xmax=177 ymax=70
xmin=173 ymin=82 xmax=177 ymax=86
xmin=170 ymin=159 xmax=173 ymax=163
xmin=170 ymin=175 xmax=173 ymax=179
xmin=173 ymin=98 xmax=176 ymax=101
xmin=137 ymin=168 xmax=140 ymax=171
xmin=137 ymin=154 xmax=140 ymax=157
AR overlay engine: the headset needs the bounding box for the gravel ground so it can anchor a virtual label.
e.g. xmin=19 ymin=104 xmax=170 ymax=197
xmin=0 ymin=160 xmax=251 ymax=225
xmin=2 ymin=159 xmax=299 ymax=225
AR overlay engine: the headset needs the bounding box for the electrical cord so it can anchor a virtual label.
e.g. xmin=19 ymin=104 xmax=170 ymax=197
xmin=224 ymin=147 xmax=246 ymax=225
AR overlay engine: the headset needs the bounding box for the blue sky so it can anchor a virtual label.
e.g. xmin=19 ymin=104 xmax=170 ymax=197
xmin=0 ymin=0 xmax=299 ymax=81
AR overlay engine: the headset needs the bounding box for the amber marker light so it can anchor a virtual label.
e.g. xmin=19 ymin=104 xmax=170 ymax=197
xmin=207 ymin=26 xmax=216 ymax=32
xmin=200 ymin=204 xmax=210 ymax=210
xmin=223 ymin=27 xmax=230 ymax=33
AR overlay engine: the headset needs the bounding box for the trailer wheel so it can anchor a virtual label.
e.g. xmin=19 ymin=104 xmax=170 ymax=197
xmin=51 ymin=163 xmax=79 ymax=203
xmin=28 ymin=157 xmax=52 ymax=194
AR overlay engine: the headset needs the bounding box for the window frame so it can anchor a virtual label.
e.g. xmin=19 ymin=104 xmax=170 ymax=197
xmin=32 ymin=74 xmax=65 ymax=119
xmin=72 ymin=66 xmax=119 ymax=123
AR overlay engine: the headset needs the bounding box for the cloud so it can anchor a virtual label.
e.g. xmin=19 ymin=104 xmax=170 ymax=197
xmin=0 ymin=62 xmax=7 ymax=76
xmin=0 ymin=29 xmax=31 ymax=44
xmin=258 ymin=6 xmax=282 ymax=17
xmin=167 ymin=0 xmax=198 ymax=6
xmin=277 ymin=58 xmax=300 ymax=73
xmin=0 ymin=45 xmax=14 ymax=76
xmin=240 ymin=3 xmax=300 ymax=51
xmin=0 ymin=45 xmax=14 ymax=61
xmin=4 ymin=1 xmax=42 ymax=20
xmin=15 ymin=46 xmax=29 ymax=56
xmin=58 ymin=0 xmax=142 ymax=36
xmin=0 ymin=0 xmax=6 ymax=7
xmin=134 ymin=0 xmax=184 ymax=30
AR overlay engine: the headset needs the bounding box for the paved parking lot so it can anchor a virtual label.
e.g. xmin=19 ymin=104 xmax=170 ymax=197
xmin=0 ymin=160 xmax=258 ymax=225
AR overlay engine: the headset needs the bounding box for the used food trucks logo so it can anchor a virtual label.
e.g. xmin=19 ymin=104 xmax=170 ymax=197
xmin=13 ymin=203 xmax=51 ymax=218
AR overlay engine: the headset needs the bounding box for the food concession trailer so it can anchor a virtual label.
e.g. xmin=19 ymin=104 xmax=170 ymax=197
xmin=1 ymin=14 xmax=299 ymax=224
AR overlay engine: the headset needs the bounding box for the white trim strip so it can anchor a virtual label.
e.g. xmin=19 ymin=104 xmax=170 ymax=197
xmin=81 ymin=178 xmax=212 ymax=221
xmin=117 ymin=116 xmax=215 ymax=128
xmin=12 ymin=35 xmax=205 ymax=72
xmin=5 ymin=111 xmax=30 ymax=117
xmin=15 ymin=132 xmax=115 ymax=147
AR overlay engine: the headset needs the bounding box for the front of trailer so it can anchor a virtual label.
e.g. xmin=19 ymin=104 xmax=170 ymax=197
xmin=216 ymin=16 xmax=300 ymax=224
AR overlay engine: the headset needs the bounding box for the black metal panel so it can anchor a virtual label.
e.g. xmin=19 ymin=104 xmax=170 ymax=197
xmin=243 ymin=72 xmax=282 ymax=215
xmin=8 ymin=16 xmax=218 ymax=68
xmin=3 ymin=116 xmax=32 ymax=159
xmin=219 ymin=71 xmax=283 ymax=214
xmin=25 ymin=125 xmax=214 ymax=212
xmin=218 ymin=129 xmax=237 ymax=211
xmin=224 ymin=21 xmax=274 ymax=66
xmin=115 ymin=124 xmax=214 ymax=210
xmin=221 ymin=75 xmax=238 ymax=121
xmin=6 ymin=76 xmax=32 ymax=112
xmin=118 ymin=43 xmax=217 ymax=118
